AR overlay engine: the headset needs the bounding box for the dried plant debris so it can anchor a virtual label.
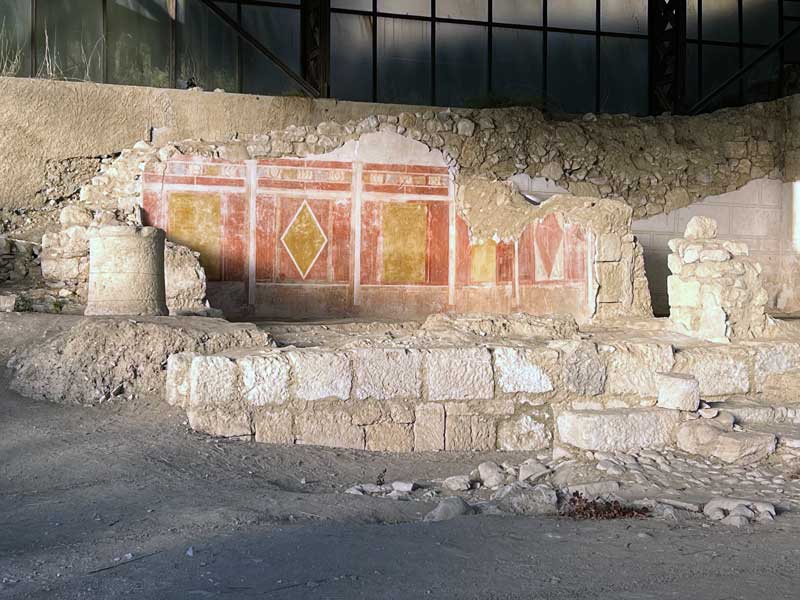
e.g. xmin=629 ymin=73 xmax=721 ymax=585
xmin=560 ymin=492 xmax=650 ymax=520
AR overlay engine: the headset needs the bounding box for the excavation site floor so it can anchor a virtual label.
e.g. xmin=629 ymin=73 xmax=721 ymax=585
xmin=2 ymin=313 xmax=800 ymax=599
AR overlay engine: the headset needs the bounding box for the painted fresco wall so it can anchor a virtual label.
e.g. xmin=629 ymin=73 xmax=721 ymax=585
xmin=141 ymin=134 xmax=592 ymax=321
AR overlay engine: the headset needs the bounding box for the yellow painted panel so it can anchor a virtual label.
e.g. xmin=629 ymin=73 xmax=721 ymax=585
xmin=168 ymin=192 xmax=221 ymax=280
xmin=470 ymin=241 xmax=496 ymax=284
xmin=282 ymin=202 xmax=327 ymax=278
xmin=382 ymin=202 xmax=427 ymax=284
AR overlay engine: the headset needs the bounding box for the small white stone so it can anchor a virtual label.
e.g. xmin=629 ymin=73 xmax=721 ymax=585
xmin=443 ymin=475 xmax=472 ymax=492
xmin=391 ymin=481 xmax=416 ymax=493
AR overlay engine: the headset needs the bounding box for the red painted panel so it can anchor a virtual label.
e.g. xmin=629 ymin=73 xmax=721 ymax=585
xmin=332 ymin=199 xmax=351 ymax=283
xmin=565 ymin=224 xmax=587 ymax=282
xmin=497 ymin=241 xmax=514 ymax=284
xmin=363 ymin=184 xmax=448 ymax=196
xmin=222 ymin=193 xmax=248 ymax=281
xmin=456 ymin=216 xmax=471 ymax=285
xmin=364 ymin=162 xmax=449 ymax=175
xmin=142 ymin=191 xmax=160 ymax=228
xmin=427 ymin=202 xmax=449 ymax=285
xmin=518 ymin=224 xmax=535 ymax=285
xmin=360 ymin=201 xmax=382 ymax=285
xmin=195 ymin=176 xmax=246 ymax=188
xmin=535 ymin=213 xmax=564 ymax=282
xmin=255 ymin=195 xmax=276 ymax=282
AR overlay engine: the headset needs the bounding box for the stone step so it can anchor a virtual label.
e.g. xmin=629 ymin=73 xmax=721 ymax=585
xmin=708 ymin=398 xmax=800 ymax=425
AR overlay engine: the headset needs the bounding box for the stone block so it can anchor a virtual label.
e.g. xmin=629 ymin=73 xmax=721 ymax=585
xmin=351 ymin=348 xmax=422 ymax=400
xmin=673 ymin=347 xmax=749 ymax=396
xmin=253 ymin=410 xmax=294 ymax=444
xmin=366 ymin=422 xmax=414 ymax=452
xmin=597 ymin=262 xmax=629 ymax=303
xmin=427 ymin=347 xmax=494 ymax=401
xmin=189 ymin=355 xmax=241 ymax=409
xmin=239 ymin=353 xmax=290 ymax=406
xmin=667 ymin=275 xmax=701 ymax=307
xmin=414 ymin=403 xmax=445 ymax=451
xmin=550 ymin=340 xmax=606 ymax=396
xmin=0 ymin=294 xmax=17 ymax=312
xmin=655 ymin=373 xmax=700 ymax=411
xmin=749 ymin=342 xmax=800 ymax=392
xmin=497 ymin=413 xmax=552 ymax=451
xmin=295 ymin=410 xmax=365 ymax=449
xmin=676 ymin=419 xmax=729 ymax=455
xmin=713 ymin=431 xmax=777 ymax=465
xmin=556 ymin=408 xmax=681 ymax=452
xmin=684 ymin=216 xmax=718 ymax=240
xmin=667 ymin=253 xmax=682 ymax=275
xmin=445 ymin=414 xmax=496 ymax=451
xmin=187 ymin=408 xmax=252 ymax=438
xmin=596 ymin=234 xmax=623 ymax=262
xmin=287 ymin=350 xmax=351 ymax=401
xmin=165 ymin=352 xmax=199 ymax=408
xmin=604 ymin=342 xmax=674 ymax=397
xmin=493 ymin=347 xmax=554 ymax=394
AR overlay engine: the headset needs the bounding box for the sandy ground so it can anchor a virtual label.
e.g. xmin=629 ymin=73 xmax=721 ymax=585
xmin=2 ymin=315 xmax=800 ymax=599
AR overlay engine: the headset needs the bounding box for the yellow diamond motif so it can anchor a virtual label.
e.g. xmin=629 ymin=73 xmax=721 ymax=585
xmin=281 ymin=201 xmax=328 ymax=279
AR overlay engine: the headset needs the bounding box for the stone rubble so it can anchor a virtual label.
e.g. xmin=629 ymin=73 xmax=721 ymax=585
xmin=346 ymin=448 xmax=791 ymax=527
xmin=668 ymin=216 xmax=771 ymax=342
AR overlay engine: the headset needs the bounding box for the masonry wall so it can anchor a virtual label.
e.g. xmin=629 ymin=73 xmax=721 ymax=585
xmin=4 ymin=76 xmax=800 ymax=223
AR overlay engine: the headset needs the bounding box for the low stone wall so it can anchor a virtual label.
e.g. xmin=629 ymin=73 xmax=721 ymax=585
xmin=166 ymin=327 xmax=800 ymax=456
xmin=0 ymin=236 xmax=40 ymax=287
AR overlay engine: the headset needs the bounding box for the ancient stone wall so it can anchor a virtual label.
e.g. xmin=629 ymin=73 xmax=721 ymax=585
xmin=127 ymin=132 xmax=649 ymax=321
xmin=2 ymin=77 xmax=799 ymax=223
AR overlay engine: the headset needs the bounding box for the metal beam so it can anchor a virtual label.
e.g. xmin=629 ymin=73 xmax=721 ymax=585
xmin=688 ymin=22 xmax=800 ymax=115
xmin=193 ymin=0 xmax=319 ymax=97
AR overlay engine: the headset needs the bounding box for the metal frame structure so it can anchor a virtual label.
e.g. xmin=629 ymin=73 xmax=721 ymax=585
xmin=329 ymin=0 xmax=650 ymax=112
xmin=649 ymin=0 xmax=686 ymax=114
xmin=8 ymin=1 xmax=798 ymax=114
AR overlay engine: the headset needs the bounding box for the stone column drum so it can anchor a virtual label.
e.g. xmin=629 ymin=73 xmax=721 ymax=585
xmin=85 ymin=225 xmax=169 ymax=316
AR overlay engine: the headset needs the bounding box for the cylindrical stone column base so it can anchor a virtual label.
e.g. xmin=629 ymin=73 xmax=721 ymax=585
xmin=85 ymin=225 xmax=169 ymax=316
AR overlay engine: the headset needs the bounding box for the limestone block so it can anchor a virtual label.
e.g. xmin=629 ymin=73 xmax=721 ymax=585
xmin=41 ymin=255 xmax=86 ymax=282
xmin=684 ymin=216 xmax=718 ymax=240
xmin=189 ymin=355 xmax=241 ymax=409
xmin=85 ymin=225 xmax=168 ymax=316
xmin=550 ymin=340 xmax=606 ymax=396
xmin=414 ymin=403 xmax=445 ymax=451
xmin=604 ymin=342 xmax=674 ymax=397
xmin=294 ymin=410 xmax=365 ymax=449
xmin=721 ymin=240 xmax=749 ymax=257
xmin=763 ymin=368 xmax=800 ymax=403
xmin=187 ymin=408 xmax=252 ymax=438
xmin=0 ymin=294 xmax=17 ymax=312
xmin=351 ymin=348 xmax=422 ymax=400
xmin=60 ymin=205 xmax=93 ymax=228
xmin=427 ymin=347 xmax=494 ymax=401
xmin=287 ymin=350 xmax=351 ymax=401
xmin=749 ymin=342 xmax=800 ymax=392
xmin=493 ymin=347 xmax=554 ymax=394
xmin=699 ymin=248 xmax=731 ymax=262
xmin=670 ymin=306 xmax=729 ymax=342
xmin=239 ymin=353 xmax=290 ymax=406
xmin=596 ymin=234 xmax=622 ymax=262
xmin=445 ymin=414 xmax=496 ymax=451
xmin=713 ymin=431 xmax=777 ymax=465
xmin=165 ymin=352 xmax=199 ymax=408
xmin=253 ymin=410 xmax=294 ymax=444
xmin=597 ymin=262 xmax=629 ymax=303
xmin=667 ymin=253 xmax=682 ymax=275
xmin=42 ymin=226 xmax=89 ymax=259
xmin=497 ymin=413 xmax=552 ymax=451
xmin=556 ymin=408 xmax=681 ymax=452
xmin=676 ymin=419 xmax=730 ymax=455
xmin=366 ymin=422 xmax=414 ymax=452
xmin=667 ymin=275 xmax=701 ymax=307
xmin=673 ymin=347 xmax=749 ymax=396
xmin=656 ymin=373 xmax=700 ymax=411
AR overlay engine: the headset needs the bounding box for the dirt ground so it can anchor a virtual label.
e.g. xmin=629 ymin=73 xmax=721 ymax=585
xmin=2 ymin=315 xmax=800 ymax=599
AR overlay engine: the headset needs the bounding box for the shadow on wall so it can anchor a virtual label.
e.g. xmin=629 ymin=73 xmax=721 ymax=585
xmin=632 ymin=178 xmax=800 ymax=317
